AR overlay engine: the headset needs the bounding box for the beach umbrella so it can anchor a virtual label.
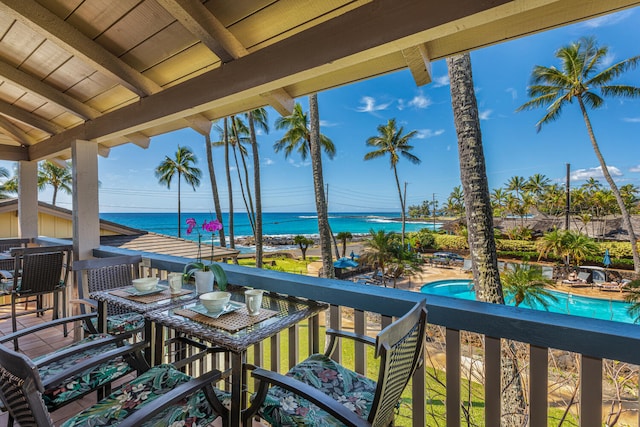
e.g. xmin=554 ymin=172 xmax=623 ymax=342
xmin=334 ymin=257 xmax=359 ymax=269
xmin=603 ymin=249 xmax=611 ymax=268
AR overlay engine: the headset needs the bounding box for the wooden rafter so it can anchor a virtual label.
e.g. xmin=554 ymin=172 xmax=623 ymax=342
xmin=0 ymin=99 xmax=64 ymax=135
xmin=0 ymin=115 xmax=35 ymax=146
xmin=0 ymin=59 xmax=100 ymax=120
xmin=0 ymin=0 xmax=159 ymax=97
xmin=403 ymin=44 xmax=432 ymax=87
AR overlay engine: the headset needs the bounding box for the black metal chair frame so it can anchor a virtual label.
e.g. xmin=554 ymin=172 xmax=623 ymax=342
xmin=0 ymin=313 xmax=149 ymax=424
xmin=72 ymin=254 xmax=143 ymax=335
xmin=243 ymin=300 xmax=427 ymax=427
xmin=0 ymin=318 xmax=225 ymax=427
xmin=6 ymin=245 xmax=72 ymax=350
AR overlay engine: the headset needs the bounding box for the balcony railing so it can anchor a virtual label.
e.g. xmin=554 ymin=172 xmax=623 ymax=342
xmin=43 ymin=237 xmax=640 ymax=427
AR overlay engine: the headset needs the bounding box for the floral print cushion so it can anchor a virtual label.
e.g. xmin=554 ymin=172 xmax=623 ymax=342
xmin=34 ymin=334 xmax=133 ymax=410
xmin=62 ymin=364 xmax=231 ymax=427
xmin=87 ymin=312 xmax=145 ymax=334
xmin=256 ymin=353 xmax=377 ymax=426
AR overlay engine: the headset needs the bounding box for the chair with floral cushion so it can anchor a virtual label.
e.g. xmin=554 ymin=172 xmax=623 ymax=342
xmin=243 ymin=300 xmax=427 ymax=427
xmin=72 ymin=255 xmax=146 ymax=335
xmin=0 ymin=339 xmax=231 ymax=427
xmin=0 ymin=313 xmax=150 ymax=424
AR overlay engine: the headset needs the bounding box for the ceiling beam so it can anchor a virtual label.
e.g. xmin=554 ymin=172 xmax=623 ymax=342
xmin=97 ymin=144 xmax=110 ymax=158
xmin=403 ymin=44 xmax=432 ymax=86
xmin=0 ymin=144 xmax=28 ymax=161
xmin=0 ymin=115 xmax=36 ymax=146
xmin=155 ymin=0 xmax=239 ymax=62
xmin=157 ymin=0 xmax=294 ymax=115
xmin=0 ymin=59 xmax=100 ymax=120
xmin=261 ymin=89 xmax=295 ymax=116
xmin=0 ymin=99 xmax=65 ymax=134
xmin=126 ymin=133 xmax=151 ymax=149
xmin=0 ymin=0 xmax=160 ymax=97
xmin=26 ymin=0 xmax=516 ymax=160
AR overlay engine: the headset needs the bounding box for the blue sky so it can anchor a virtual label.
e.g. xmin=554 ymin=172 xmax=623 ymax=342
xmin=3 ymin=8 xmax=640 ymax=214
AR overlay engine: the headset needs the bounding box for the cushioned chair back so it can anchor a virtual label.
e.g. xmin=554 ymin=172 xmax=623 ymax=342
xmin=12 ymin=246 xmax=71 ymax=295
xmin=0 ymin=238 xmax=30 ymax=253
xmin=368 ymin=300 xmax=427 ymax=427
xmin=74 ymin=255 xmax=142 ymax=316
xmin=0 ymin=345 xmax=54 ymax=426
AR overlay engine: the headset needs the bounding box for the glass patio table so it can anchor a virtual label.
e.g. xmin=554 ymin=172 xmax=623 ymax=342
xmin=143 ymin=285 xmax=328 ymax=427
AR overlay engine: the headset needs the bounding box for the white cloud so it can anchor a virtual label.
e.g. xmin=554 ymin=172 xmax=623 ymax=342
xmin=505 ymin=88 xmax=517 ymax=100
xmin=623 ymin=117 xmax=640 ymax=123
xmin=580 ymin=10 xmax=633 ymax=28
xmin=256 ymin=129 xmax=264 ymax=136
xmin=263 ymin=158 xmax=275 ymax=166
xmin=415 ymin=129 xmax=445 ymax=139
xmin=288 ymin=158 xmax=310 ymax=168
xmin=601 ymin=52 xmax=616 ymax=68
xmin=571 ymin=165 xmax=623 ymax=181
xmin=319 ymin=120 xmax=339 ymax=127
xmin=355 ymin=96 xmax=391 ymax=113
xmin=630 ymin=165 xmax=640 ymax=173
xmin=479 ymin=109 xmax=493 ymax=120
xmin=433 ymin=75 xmax=450 ymax=87
xmin=408 ymin=93 xmax=432 ymax=109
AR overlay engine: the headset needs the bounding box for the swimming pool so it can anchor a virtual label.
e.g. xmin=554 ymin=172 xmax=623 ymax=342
xmin=420 ymin=279 xmax=638 ymax=324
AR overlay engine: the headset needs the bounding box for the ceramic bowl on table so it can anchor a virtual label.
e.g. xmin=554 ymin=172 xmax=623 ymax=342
xmin=132 ymin=277 xmax=158 ymax=292
xmin=199 ymin=291 xmax=231 ymax=313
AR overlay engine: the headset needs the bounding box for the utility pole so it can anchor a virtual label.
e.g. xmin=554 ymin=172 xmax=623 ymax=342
xmin=432 ymin=193 xmax=437 ymax=231
xmin=565 ymin=163 xmax=571 ymax=231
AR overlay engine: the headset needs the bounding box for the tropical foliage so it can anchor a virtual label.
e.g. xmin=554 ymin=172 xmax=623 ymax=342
xmin=536 ymin=228 xmax=599 ymax=266
xmin=518 ymin=36 xmax=640 ymax=273
xmin=294 ymin=235 xmax=314 ymax=261
xmin=501 ymin=262 xmax=556 ymax=308
xmin=336 ymin=231 xmax=353 ymax=258
xmin=359 ymin=229 xmax=421 ymax=288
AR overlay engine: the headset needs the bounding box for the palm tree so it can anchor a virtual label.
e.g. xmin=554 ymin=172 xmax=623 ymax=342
xmin=204 ymin=128 xmax=226 ymax=249
xmin=445 ymin=186 xmax=465 ymax=220
xmin=623 ymin=279 xmax=640 ymax=323
xmin=336 ymin=231 xmax=353 ymax=258
xmin=364 ymin=118 xmax=420 ymax=246
xmin=525 ymin=173 xmax=550 ymax=197
xmin=518 ymin=36 xmax=640 ymax=274
xmin=294 ymin=235 xmax=314 ymax=261
xmin=275 ymin=98 xmax=336 ymax=277
xmin=501 ymin=262 xmax=557 ymax=308
xmin=155 ymin=146 xmax=201 ymax=238
xmin=38 ymin=161 xmax=72 ymax=206
xmin=246 ymin=108 xmax=269 ymax=268
xmin=359 ymin=229 xmax=395 ymax=279
xmin=0 ymin=166 xmax=13 ymax=199
xmin=448 ymin=53 xmax=524 ymax=426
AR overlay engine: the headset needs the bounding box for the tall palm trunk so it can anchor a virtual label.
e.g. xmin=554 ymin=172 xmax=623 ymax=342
xmin=223 ymin=118 xmax=235 ymax=250
xmin=248 ymin=112 xmax=263 ymax=269
xmin=578 ymin=97 xmax=640 ymax=274
xmin=309 ymin=94 xmax=334 ymax=278
xmin=230 ymin=117 xmax=256 ymax=235
xmin=393 ymin=165 xmax=406 ymax=246
xmin=52 ymin=186 xmax=58 ymax=206
xmin=205 ymin=133 xmax=226 ymax=247
xmin=448 ymin=53 xmax=526 ymax=426
xmin=177 ymin=171 xmax=182 ymax=238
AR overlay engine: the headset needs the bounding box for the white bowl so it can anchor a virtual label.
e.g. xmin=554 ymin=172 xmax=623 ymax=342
xmin=200 ymin=291 xmax=231 ymax=313
xmin=132 ymin=277 xmax=158 ymax=292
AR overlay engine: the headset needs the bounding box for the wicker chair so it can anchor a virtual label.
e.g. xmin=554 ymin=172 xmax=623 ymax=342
xmin=243 ymin=300 xmax=427 ymax=426
xmin=72 ymin=255 xmax=145 ymax=335
xmin=0 ymin=238 xmax=29 ymax=272
xmin=4 ymin=245 xmax=72 ymax=350
xmin=0 ymin=314 xmax=149 ymax=423
xmin=0 ymin=333 xmax=230 ymax=427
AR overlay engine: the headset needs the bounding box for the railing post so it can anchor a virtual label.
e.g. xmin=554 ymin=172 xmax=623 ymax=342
xmin=446 ymin=328 xmax=460 ymax=427
xmin=530 ymin=345 xmax=548 ymax=427
xmin=580 ymin=355 xmax=602 ymax=427
xmin=485 ymin=336 xmax=501 ymax=426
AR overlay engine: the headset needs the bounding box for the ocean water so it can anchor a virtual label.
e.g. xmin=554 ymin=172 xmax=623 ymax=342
xmin=101 ymin=212 xmax=438 ymax=248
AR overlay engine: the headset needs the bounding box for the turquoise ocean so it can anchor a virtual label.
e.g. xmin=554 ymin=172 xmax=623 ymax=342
xmin=100 ymin=212 xmax=438 ymax=251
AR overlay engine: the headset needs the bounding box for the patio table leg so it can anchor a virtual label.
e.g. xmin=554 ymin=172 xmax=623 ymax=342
xmin=230 ymin=351 xmax=244 ymax=427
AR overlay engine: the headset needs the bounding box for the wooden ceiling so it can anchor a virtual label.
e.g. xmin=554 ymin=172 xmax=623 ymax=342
xmin=0 ymin=0 xmax=637 ymax=163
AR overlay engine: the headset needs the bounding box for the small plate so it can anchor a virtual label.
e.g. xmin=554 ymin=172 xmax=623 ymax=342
xmin=192 ymin=300 xmax=243 ymax=319
xmin=125 ymin=284 xmax=168 ymax=296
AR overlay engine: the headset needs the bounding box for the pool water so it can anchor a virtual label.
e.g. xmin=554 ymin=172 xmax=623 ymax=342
xmin=420 ymin=280 xmax=638 ymax=324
